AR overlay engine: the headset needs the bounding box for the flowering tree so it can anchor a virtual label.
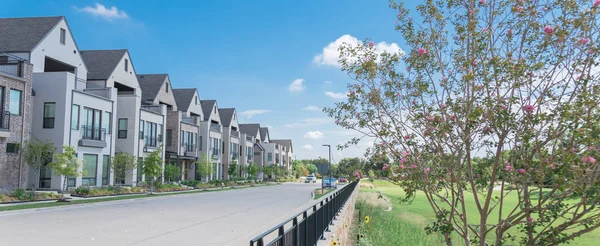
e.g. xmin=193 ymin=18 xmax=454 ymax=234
xmin=326 ymin=0 xmax=600 ymax=245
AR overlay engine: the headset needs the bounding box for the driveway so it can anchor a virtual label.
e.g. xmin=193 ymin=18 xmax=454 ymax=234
xmin=0 ymin=182 xmax=322 ymax=246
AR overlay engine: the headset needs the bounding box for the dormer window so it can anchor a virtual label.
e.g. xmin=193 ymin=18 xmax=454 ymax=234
xmin=124 ymin=59 xmax=129 ymax=72
xmin=60 ymin=28 xmax=66 ymax=45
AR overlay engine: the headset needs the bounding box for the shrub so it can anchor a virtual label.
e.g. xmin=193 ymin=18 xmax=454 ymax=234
xmin=13 ymin=188 xmax=26 ymax=200
xmin=0 ymin=193 xmax=9 ymax=202
xmin=181 ymin=180 xmax=200 ymax=187
xmin=74 ymin=187 xmax=91 ymax=196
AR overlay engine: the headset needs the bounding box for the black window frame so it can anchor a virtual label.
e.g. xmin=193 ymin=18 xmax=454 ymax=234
xmin=118 ymin=118 xmax=128 ymax=139
xmin=124 ymin=58 xmax=129 ymax=72
xmin=139 ymin=120 xmax=145 ymax=139
xmin=6 ymin=143 xmax=19 ymax=153
xmin=9 ymin=89 xmax=22 ymax=116
xmin=71 ymin=104 xmax=80 ymax=130
xmin=43 ymin=102 xmax=56 ymax=129
xmin=60 ymin=28 xmax=66 ymax=45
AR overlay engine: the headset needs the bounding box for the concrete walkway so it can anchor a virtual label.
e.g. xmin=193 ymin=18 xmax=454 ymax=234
xmin=0 ymin=182 xmax=322 ymax=246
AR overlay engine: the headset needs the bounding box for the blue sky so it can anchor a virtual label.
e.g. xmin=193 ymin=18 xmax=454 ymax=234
xmin=1 ymin=0 xmax=411 ymax=162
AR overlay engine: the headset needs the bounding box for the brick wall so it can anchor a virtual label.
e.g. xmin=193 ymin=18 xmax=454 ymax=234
xmin=0 ymin=62 xmax=33 ymax=191
xmin=318 ymin=183 xmax=360 ymax=246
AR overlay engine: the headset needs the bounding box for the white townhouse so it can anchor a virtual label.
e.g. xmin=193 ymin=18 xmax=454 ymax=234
xmin=239 ymin=124 xmax=263 ymax=178
xmin=218 ymin=108 xmax=241 ymax=179
xmin=172 ymin=88 xmax=203 ymax=180
xmin=199 ymin=100 xmax=223 ymax=180
xmin=81 ymin=49 xmax=167 ymax=186
xmin=0 ymin=16 xmax=117 ymax=190
xmin=271 ymin=139 xmax=293 ymax=171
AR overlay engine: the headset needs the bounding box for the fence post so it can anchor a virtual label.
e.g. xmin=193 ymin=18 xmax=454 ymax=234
xmin=303 ymin=211 xmax=308 ymax=245
xmin=293 ymin=217 xmax=298 ymax=246
xmin=278 ymin=225 xmax=285 ymax=245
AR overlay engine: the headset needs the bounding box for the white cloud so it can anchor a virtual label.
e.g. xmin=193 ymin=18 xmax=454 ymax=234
xmin=239 ymin=109 xmax=271 ymax=118
xmin=265 ymin=125 xmax=274 ymax=129
xmin=288 ymin=78 xmax=305 ymax=92
xmin=324 ymin=80 xmax=333 ymax=84
xmin=303 ymin=105 xmax=321 ymax=111
xmin=304 ymin=130 xmax=324 ymax=139
xmin=313 ymin=34 xmax=404 ymax=67
xmin=75 ymin=3 xmax=129 ymax=21
xmin=285 ymin=118 xmax=331 ymax=128
xmin=325 ymin=91 xmax=348 ymax=100
xmin=303 ymin=145 xmax=314 ymax=151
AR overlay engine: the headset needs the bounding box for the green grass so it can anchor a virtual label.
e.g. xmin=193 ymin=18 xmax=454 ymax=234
xmin=314 ymin=188 xmax=335 ymax=200
xmin=0 ymin=184 xmax=266 ymax=212
xmin=355 ymin=180 xmax=600 ymax=246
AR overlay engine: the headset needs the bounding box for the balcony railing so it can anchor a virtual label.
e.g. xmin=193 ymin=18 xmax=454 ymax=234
xmin=0 ymin=111 xmax=9 ymax=131
xmin=246 ymin=135 xmax=253 ymax=141
xmin=182 ymin=117 xmax=197 ymax=125
xmin=231 ymin=130 xmax=240 ymax=138
xmin=184 ymin=144 xmax=197 ymax=157
xmin=211 ymin=148 xmax=221 ymax=158
xmin=81 ymin=125 xmax=106 ymax=142
xmin=141 ymin=105 xmax=163 ymax=115
xmin=210 ymin=124 xmax=221 ymax=133
xmin=0 ymin=53 xmax=26 ymax=77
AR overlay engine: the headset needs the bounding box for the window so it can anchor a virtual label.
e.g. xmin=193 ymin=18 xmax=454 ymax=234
xmin=268 ymin=153 xmax=273 ymax=161
xmin=9 ymin=89 xmax=21 ymax=115
xmin=83 ymin=108 xmax=102 ymax=141
xmin=82 ymin=154 xmax=98 ymax=186
xmin=165 ymin=83 xmax=169 ymax=93
xmin=60 ymin=28 xmax=66 ymax=45
xmin=195 ymin=96 xmax=198 ymax=105
xmin=180 ymin=130 xmax=184 ymax=146
xmin=166 ymin=130 xmax=172 ymax=146
xmin=118 ymin=118 xmax=128 ymax=139
xmin=158 ymin=124 xmax=163 ymax=142
xmin=124 ymin=59 xmax=129 ymax=72
xmin=145 ymin=122 xmax=157 ymax=147
xmin=102 ymin=155 xmax=110 ymax=185
xmin=139 ymin=120 xmax=145 ymax=139
xmin=6 ymin=143 xmax=19 ymax=153
xmin=71 ymin=104 xmax=80 ymax=130
xmin=43 ymin=102 xmax=56 ymax=128
xmin=103 ymin=112 xmax=111 ymax=134
xmin=199 ymin=136 xmax=202 ymax=150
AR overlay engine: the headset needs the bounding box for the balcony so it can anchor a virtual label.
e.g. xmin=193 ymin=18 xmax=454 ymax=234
xmin=211 ymin=148 xmax=221 ymax=159
xmin=184 ymin=144 xmax=197 ymax=157
xmin=0 ymin=53 xmax=25 ymax=78
xmin=0 ymin=111 xmax=9 ymax=138
xmin=141 ymin=105 xmax=163 ymax=115
xmin=78 ymin=125 xmax=107 ymax=148
xmin=210 ymin=124 xmax=221 ymax=133
xmin=246 ymin=135 xmax=253 ymax=141
xmin=231 ymin=130 xmax=239 ymax=138
xmin=76 ymin=79 xmax=112 ymax=100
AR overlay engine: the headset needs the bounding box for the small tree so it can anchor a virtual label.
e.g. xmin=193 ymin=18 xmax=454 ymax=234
xmin=49 ymin=146 xmax=84 ymax=201
xmin=262 ymin=164 xmax=277 ymax=179
xmin=143 ymin=148 xmax=163 ymax=194
xmin=228 ymin=158 xmax=238 ymax=179
xmin=111 ymin=152 xmax=136 ymax=187
xmin=247 ymin=163 xmax=258 ymax=178
xmin=196 ymin=153 xmax=211 ymax=182
xmin=306 ymin=163 xmax=318 ymax=175
xmin=164 ymin=163 xmax=180 ymax=183
xmin=21 ymin=139 xmax=54 ymax=195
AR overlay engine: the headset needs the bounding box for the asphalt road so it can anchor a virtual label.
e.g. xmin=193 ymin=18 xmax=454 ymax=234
xmin=0 ymin=182 xmax=322 ymax=246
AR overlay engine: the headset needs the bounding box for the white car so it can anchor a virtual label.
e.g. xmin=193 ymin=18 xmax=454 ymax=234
xmin=305 ymin=175 xmax=317 ymax=183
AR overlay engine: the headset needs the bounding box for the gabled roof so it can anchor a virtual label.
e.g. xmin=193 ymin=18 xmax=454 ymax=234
xmin=254 ymin=143 xmax=265 ymax=151
xmin=218 ymin=108 xmax=236 ymax=127
xmin=239 ymin=123 xmax=260 ymax=138
xmin=172 ymin=88 xmax=197 ymax=112
xmin=80 ymin=49 xmax=127 ymax=80
xmin=271 ymin=139 xmax=293 ymax=152
xmin=200 ymin=100 xmax=217 ymax=121
xmin=137 ymin=74 xmax=168 ymax=101
xmin=260 ymin=127 xmax=269 ymax=141
xmin=0 ymin=16 xmax=62 ymax=52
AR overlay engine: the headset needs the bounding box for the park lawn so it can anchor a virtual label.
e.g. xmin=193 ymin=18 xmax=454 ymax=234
xmin=314 ymin=188 xmax=335 ymax=200
xmin=356 ymin=180 xmax=600 ymax=246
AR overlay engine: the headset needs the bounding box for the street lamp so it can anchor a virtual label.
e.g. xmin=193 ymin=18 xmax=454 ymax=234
xmin=322 ymin=144 xmax=331 ymax=194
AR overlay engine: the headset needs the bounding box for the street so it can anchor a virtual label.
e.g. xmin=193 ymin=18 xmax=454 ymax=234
xmin=0 ymin=183 xmax=322 ymax=246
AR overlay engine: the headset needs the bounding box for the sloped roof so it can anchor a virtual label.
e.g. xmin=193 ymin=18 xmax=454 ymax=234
xmin=200 ymin=100 xmax=216 ymax=121
xmin=80 ymin=49 xmax=127 ymax=80
xmin=137 ymin=74 xmax=168 ymax=101
xmin=172 ymin=88 xmax=197 ymax=112
xmin=254 ymin=143 xmax=265 ymax=151
xmin=271 ymin=139 xmax=293 ymax=152
xmin=0 ymin=16 xmax=62 ymax=52
xmin=218 ymin=108 xmax=235 ymax=127
xmin=239 ymin=123 xmax=260 ymax=138
xmin=260 ymin=127 xmax=269 ymax=141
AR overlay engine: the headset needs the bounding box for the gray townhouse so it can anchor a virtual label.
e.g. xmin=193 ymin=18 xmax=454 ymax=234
xmin=172 ymin=88 xmax=203 ymax=180
xmin=200 ymin=100 xmax=223 ymax=180
xmin=271 ymin=139 xmax=294 ymax=171
xmin=239 ymin=123 xmax=265 ymax=178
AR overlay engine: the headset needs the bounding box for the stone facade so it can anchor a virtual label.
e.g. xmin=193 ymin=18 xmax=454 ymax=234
xmin=319 ymin=183 xmax=360 ymax=246
xmin=165 ymin=110 xmax=181 ymax=154
xmin=0 ymin=62 xmax=33 ymax=191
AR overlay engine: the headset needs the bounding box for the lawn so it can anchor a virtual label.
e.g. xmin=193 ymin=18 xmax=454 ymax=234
xmin=355 ymin=180 xmax=600 ymax=246
xmin=314 ymin=187 xmax=336 ymax=200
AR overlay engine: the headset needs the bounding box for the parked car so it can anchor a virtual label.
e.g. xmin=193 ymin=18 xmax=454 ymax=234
xmin=305 ymin=175 xmax=317 ymax=183
xmin=322 ymin=178 xmax=337 ymax=188
xmin=338 ymin=177 xmax=347 ymax=183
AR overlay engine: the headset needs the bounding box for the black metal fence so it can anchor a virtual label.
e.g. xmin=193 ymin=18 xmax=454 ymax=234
xmin=0 ymin=111 xmax=9 ymax=130
xmin=0 ymin=53 xmax=25 ymax=77
xmin=250 ymin=181 xmax=358 ymax=246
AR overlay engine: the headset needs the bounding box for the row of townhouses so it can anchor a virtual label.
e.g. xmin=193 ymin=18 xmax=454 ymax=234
xmin=0 ymin=16 xmax=294 ymax=191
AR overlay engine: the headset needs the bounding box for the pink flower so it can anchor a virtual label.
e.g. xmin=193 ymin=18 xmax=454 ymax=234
xmin=505 ymin=165 xmax=514 ymax=172
xmin=440 ymin=103 xmax=446 ymax=109
xmin=401 ymin=151 xmax=410 ymax=156
xmin=382 ymin=164 xmax=389 ymax=171
xmin=579 ymin=38 xmax=590 ymax=45
xmin=404 ymin=135 xmax=410 ymax=140
xmin=424 ymin=167 xmax=430 ymax=174
xmin=595 ymin=0 xmax=600 ymax=7
xmin=354 ymin=170 xmax=360 ymax=177
xmin=583 ymin=156 xmax=597 ymax=164
xmin=479 ymin=0 xmax=486 ymax=4
xmin=417 ymin=48 xmax=428 ymax=55
xmin=400 ymin=164 xmax=405 ymax=169
xmin=516 ymin=6 xmax=524 ymax=12
xmin=527 ymin=217 xmax=534 ymax=223
xmin=427 ymin=116 xmax=435 ymax=122
xmin=401 ymin=158 xmax=408 ymax=164
xmin=523 ymin=105 xmax=535 ymax=113
xmin=473 ymin=59 xmax=478 ymax=65
xmin=588 ymin=50 xmax=595 ymax=55
xmin=411 ymin=164 xmax=417 ymax=169
xmin=508 ymin=29 xmax=513 ymax=35
xmin=481 ymin=28 xmax=487 ymax=32
xmin=368 ymin=41 xmax=375 ymax=47
xmin=550 ymin=163 xmax=556 ymax=169
xmin=406 ymin=66 xmax=411 ymax=72
xmin=517 ymin=169 xmax=526 ymax=174
xmin=543 ymin=26 xmax=554 ymax=35
xmin=450 ymin=115 xmax=457 ymax=121
xmin=589 ymin=146 xmax=597 ymax=151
